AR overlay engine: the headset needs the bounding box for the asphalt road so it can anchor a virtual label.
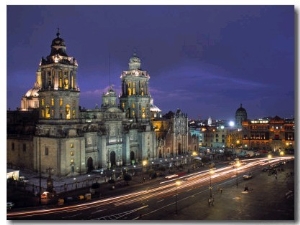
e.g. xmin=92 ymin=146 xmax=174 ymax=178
xmin=139 ymin=159 xmax=295 ymax=220
xmin=7 ymin=157 xmax=295 ymax=220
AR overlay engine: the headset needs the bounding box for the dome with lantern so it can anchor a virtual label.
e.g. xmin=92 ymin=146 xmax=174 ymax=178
xmin=128 ymin=53 xmax=141 ymax=70
xmin=40 ymin=29 xmax=77 ymax=66
xmin=236 ymin=104 xmax=247 ymax=116
xmin=235 ymin=104 xmax=247 ymax=128
xmin=50 ymin=29 xmax=68 ymax=57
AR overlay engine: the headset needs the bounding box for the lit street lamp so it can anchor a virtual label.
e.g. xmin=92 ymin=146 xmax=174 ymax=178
xmin=142 ymin=160 xmax=148 ymax=172
xmin=235 ymin=160 xmax=240 ymax=187
xmin=268 ymin=153 xmax=272 ymax=168
xmin=175 ymin=180 xmax=181 ymax=215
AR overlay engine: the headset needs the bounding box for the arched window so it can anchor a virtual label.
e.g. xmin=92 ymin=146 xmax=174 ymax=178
xmin=59 ymin=71 xmax=63 ymax=88
xmin=66 ymin=104 xmax=71 ymax=119
xmin=45 ymin=105 xmax=50 ymax=118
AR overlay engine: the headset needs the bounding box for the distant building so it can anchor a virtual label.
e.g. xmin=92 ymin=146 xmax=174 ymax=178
xmin=241 ymin=116 xmax=294 ymax=152
xmin=235 ymin=104 xmax=247 ymax=129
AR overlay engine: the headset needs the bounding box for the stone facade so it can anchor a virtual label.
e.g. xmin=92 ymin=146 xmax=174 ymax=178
xmin=7 ymin=31 xmax=190 ymax=177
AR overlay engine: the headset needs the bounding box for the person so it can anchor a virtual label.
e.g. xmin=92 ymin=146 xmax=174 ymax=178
xmin=275 ymin=174 xmax=277 ymax=179
xmin=220 ymin=188 xmax=223 ymax=194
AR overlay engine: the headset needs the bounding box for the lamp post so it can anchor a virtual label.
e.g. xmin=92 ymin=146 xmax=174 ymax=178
xmin=142 ymin=160 xmax=147 ymax=172
xmin=268 ymin=153 xmax=272 ymax=169
xmin=209 ymin=168 xmax=214 ymax=198
xmin=235 ymin=160 xmax=240 ymax=187
xmin=175 ymin=180 xmax=181 ymax=215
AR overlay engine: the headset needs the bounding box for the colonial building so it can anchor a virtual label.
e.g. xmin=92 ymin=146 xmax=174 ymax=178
xmin=152 ymin=109 xmax=191 ymax=158
xmin=241 ymin=116 xmax=295 ymax=152
xmin=7 ymin=31 xmax=157 ymax=176
xmin=7 ymin=30 xmax=191 ymax=176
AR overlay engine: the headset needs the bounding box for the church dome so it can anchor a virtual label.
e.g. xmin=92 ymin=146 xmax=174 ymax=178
xmin=235 ymin=104 xmax=247 ymax=129
xmin=236 ymin=104 xmax=247 ymax=115
xmin=104 ymin=86 xmax=116 ymax=96
xmin=49 ymin=29 xmax=68 ymax=57
xmin=51 ymin=32 xmax=66 ymax=47
xmin=25 ymin=88 xmax=39 ymax=98
xmin=24 ymin=82 xmax=40 ymax=97
xmin=128 ymin=53 xmax=141 ymax=70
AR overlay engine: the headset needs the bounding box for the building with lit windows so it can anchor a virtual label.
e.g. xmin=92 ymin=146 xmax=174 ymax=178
xmin=241 ymin=116 xmax=294 ymax=152
xmin=7 ymin=31 xmax=190 ymax=176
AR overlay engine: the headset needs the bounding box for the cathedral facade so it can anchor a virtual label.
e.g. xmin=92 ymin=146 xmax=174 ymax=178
xmin=8 ymin=31 xmax=157 ymax=176
xmin=7 ymin=31 xmax=191 ymax=176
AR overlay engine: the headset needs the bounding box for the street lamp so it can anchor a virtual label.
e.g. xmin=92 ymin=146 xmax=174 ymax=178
xmin=268 ymin=154 xmax=272 ymax=169
xmin=209 ymin=168 xmax=214 ymax=198
xmin=235 ymin=160 xmax=240 ymax=187
xmin=175 ymin=180 xmax=181 ymax=215
xmin=142 ymin=160 xmax=147 ymax=172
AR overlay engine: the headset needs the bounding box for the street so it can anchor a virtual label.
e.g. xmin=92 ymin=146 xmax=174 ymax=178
xmin=7 ymin=156 xmax=294 ymax=220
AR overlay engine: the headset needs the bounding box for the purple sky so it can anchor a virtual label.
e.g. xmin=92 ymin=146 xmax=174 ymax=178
xmin=6 ymin=5 xmax=295 ymax=121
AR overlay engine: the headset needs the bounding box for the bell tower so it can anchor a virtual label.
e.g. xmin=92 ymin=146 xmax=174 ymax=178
xmin=119 ymin=53 xmax=151 ymax=123
xmin=38 ymin=29 xmax=80 ymax=120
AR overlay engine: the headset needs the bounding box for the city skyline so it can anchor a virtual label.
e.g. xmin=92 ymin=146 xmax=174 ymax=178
xmin=6 ymin=5 xmax=295 ymax=121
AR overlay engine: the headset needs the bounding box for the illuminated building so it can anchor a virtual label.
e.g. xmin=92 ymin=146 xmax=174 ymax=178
xmin=7 ymin=31 xmax=190 ymax=176
xmin=241 ymin=116 xmax=294 ymax=152
xmin=7 ymin=31 xmax=157 ymax=176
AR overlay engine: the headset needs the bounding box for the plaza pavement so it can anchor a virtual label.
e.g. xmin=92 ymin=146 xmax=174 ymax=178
xmin=147 ymin=159 xmax=296 ymax=221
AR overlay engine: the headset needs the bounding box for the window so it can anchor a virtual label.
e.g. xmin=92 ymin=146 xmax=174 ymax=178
xmin=51 ymin=98 xmax=54 ymax=106
xmin=70 ymin=143 xmax=74 ymax=148
xmin=45 ymin=147 xmax=49 ymax=155
xmin=59 ymin=98 xmax=63 ymax=106
xmin=45 ymin=105 xmax=50 ymax=118
xmin=70 ymin=151 xmax=74 ymax=156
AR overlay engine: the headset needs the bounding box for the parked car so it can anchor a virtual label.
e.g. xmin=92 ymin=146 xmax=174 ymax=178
xmin=243 ymin=173 xmax=253 ymax=180
xmin=7 ymin=202 xmax=14 ymax=210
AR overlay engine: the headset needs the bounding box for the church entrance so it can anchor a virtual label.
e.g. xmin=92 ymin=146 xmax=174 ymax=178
xmin=130 ymin=151 xmax=135 ymax=165
xmin=178 ymin=143 xmax=182 ymax=155
xmin=110 ymin=151 xmax=116 ymax=167
xmin=159 ymin=149 xmax=162 ymax=158
xmin=87 ymin=157 xmax=93 ymax=172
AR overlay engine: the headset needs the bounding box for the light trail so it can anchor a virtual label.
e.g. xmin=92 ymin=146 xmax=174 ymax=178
xmin=8 ymin=156 xmax=294 ymax=219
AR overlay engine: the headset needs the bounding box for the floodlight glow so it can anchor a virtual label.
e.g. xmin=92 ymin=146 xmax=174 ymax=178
xmin=229 ymin=121 xmax=235 ymax=127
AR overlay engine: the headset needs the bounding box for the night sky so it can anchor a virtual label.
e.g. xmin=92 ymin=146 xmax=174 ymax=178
xmin=6 ymin=4 xmax=295 ymax=121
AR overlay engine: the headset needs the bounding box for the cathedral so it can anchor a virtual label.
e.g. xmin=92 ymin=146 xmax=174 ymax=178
xmin=7 ymin=31 xmax=193 ymax=176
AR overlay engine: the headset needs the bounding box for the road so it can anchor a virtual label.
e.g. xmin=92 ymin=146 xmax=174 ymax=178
xmin=7 ymin=156 xmax=294 ymax=220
